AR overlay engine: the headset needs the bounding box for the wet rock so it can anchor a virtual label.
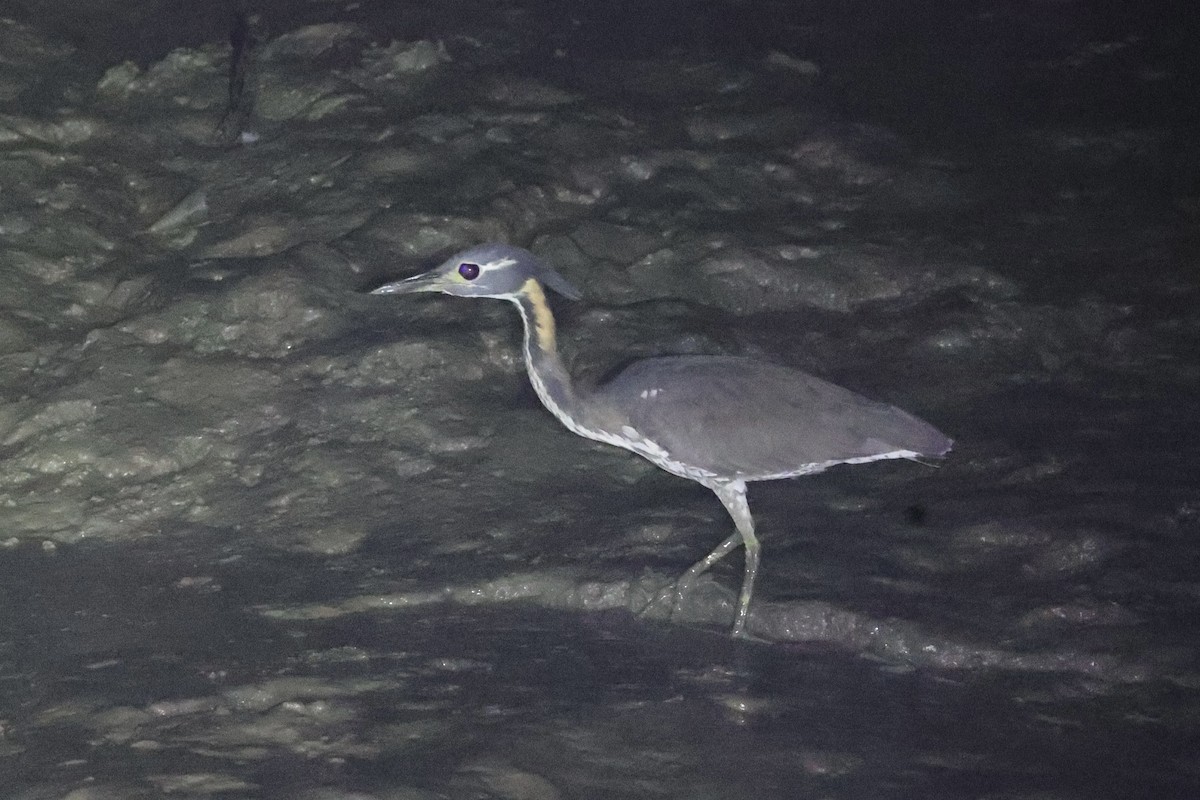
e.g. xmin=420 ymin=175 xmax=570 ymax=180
xmin=0 ymin=114 xmax=97 ymax=146
xmin=146 ymin=697 xmax=221 ymax=718
xmin=1018 ymin=602 xmax=1142 ymax=630
xmin=223 ymin=676 xmax=395 ymax=712
xmin=196 ymin=203 xmax=372 ymax=259
xmin=1 ymin=399 xmax=97 ymax=448
xmin=712 ymin=691 xmax=787 ymax=724
xmin=565 ymin=220 xmax=664 ymax=265
xmin=145 ymin=773 xmax=257 ymax=794
xmin=0 ymin=314 xmax=32 ymax=353
xmin=355 ymin=211 xmax=508 ymax=263
xmin=123 ymin=270 xmax=347 ymax=357
xmin=254 ymin=69 xmax=359 ymax=122
xmin=357 ymin=146 xmax=444 ymax=178
xmin=96 ymin=46 xmax=225 ymax=108
xmin=0 ymin=496 xmax=86 ymax=537
xmin=484 ymin=75 xmax=577 ymax=108
xmin=56 ymin=784 xmax=159 ymax=800
xmin=260 ymin=23 xmax=373 ymax=62
xmin=360 ymin=39 xmax=450 ymax=78
xmin=455 ymin=758 xmax=563 ymax=800
xmin=147 ymin=187 xmax=208 ymax=235
xmin=1023 ymin=532 xmax=1114 ymax=577
xmin=764 ymin=51 xmax=821 ymax=77
xmin=86 ymin=706 xmax=155 ymax=744
xmin=626 ymin=239 xmax=948 ymax=314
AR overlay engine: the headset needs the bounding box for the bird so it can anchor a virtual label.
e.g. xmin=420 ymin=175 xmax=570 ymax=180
xmin=371 ymin=242 xmax=952 ymax=638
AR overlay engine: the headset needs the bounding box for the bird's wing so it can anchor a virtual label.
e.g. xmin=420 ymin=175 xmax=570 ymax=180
xmin=597 ymin=356 xmax=949 ymax=479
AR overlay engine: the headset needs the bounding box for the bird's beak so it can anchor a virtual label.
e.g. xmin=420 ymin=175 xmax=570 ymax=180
xmin=370 ymin=270 xmax=442 ymax=295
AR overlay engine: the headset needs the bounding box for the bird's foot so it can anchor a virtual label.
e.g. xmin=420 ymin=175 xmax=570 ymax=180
xmin=634 ymin=572 xmax=691 ymax=624
xmin=639 ymin=572 xmax=744 ymax=632
xmin=666 ymin=575 xmax=696 ymax=625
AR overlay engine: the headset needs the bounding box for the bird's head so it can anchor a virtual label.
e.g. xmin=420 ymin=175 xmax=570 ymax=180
xmin=371 ymin=243 xmax=581 ymax=301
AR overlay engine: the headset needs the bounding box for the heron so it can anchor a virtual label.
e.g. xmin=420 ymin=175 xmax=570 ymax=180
xmin=371 ymin=242 xmax=952 ymax=637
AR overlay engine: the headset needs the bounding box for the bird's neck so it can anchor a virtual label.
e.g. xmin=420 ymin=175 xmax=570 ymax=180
xmin=510 ymin=279 xmax=591 ymax=434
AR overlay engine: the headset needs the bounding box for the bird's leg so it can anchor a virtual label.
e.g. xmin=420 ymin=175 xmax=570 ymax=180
xmin=712 ymin=482 xmax=759 ymax=637
xmin=671 ymin=481 xmax=759 ymax=637
xmin=679 ymin=531 xmax=743 ymax=584
xmin=653 ymin=529 xmax=739 ymax=627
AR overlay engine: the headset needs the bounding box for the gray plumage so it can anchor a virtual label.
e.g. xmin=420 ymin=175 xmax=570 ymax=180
xmin=595 ymin=355 xmax=949 ymax=481
xmin=372 ymin=243 xmax=952 ymax=638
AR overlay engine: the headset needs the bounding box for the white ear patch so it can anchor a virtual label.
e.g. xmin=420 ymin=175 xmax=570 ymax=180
xmin=482 ymin=257 xmax=518 ymax=273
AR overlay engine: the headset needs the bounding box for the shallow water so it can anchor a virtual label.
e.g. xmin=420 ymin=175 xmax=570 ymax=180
xmin=1 ymin=1 xmax=1198 ymax=797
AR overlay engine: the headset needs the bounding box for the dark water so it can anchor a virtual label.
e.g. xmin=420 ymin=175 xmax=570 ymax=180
xmin=3 ymin=545 xmax=1196 ymax=798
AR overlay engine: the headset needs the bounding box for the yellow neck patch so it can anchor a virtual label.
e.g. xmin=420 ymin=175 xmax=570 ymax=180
xmin=522 ymin=277 xmax=557 ymax=353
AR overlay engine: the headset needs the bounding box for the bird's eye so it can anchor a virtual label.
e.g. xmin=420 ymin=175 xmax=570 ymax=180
xmin=458 ymin=262 xmax=480 ymax=281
